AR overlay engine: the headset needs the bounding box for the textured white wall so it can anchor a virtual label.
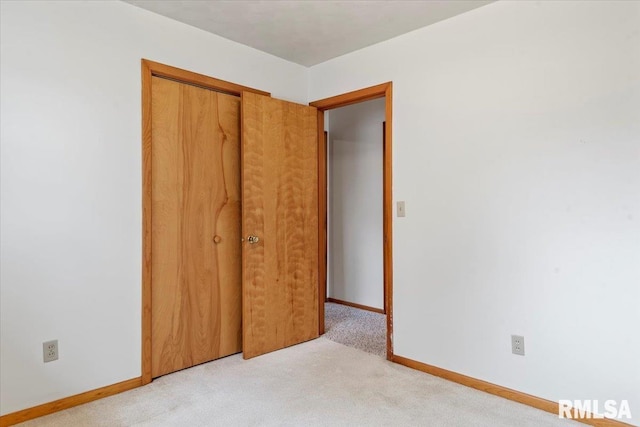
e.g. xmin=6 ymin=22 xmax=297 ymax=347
xmin=0 ymin=0 xmax=307 ymax=415
xmin=311 ymin=1 xmax=640 ymax=424
xmin=328 ymin=99 xmax=385 ymax=309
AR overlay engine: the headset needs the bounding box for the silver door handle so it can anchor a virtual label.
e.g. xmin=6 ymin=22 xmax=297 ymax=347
xmin=247 ymin=235 xmax=260 ymax=244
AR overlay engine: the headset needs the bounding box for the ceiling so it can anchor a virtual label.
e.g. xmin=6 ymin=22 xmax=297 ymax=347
xmin=124 ymin=0 xmax=494 ymax=66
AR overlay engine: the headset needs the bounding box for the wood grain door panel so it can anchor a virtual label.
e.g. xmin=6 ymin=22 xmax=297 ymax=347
xmin=241 ymin=92 xmax=319 ymax=359
xmin=151 ymin=76 xmax=241 ymax=378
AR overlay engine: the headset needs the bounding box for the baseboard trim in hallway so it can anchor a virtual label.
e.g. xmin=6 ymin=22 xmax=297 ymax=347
xmin=392 ymin=355 xmax=634 ymax=427
xmin=0 ymin=377 xmax=142 ymax=427
xmin=326 ymin=297 xmax=385 ymax=314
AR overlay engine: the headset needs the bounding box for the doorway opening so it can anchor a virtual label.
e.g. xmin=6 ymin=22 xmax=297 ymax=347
xmin=310 ymin=83 xmax=393 ymax=360
xmin=325 ymin=99 xmax=386 ymax=357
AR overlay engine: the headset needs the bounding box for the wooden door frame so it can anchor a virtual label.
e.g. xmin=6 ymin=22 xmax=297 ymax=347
xmin=140 ymin=59 xmax=269 ymax=385
xmin=309 ymin=82 xmax=394 ymax=360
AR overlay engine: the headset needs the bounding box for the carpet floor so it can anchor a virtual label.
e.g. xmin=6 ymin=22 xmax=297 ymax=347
xmin=18 ymin=338 xmax=583 ymax=427
xmin=323 ymin=302 xmax=386 ymax=357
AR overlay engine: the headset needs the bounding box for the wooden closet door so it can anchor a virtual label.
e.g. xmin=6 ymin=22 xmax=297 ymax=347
xmin=151 ymin=76 xmax=241 ymax=378
xmin=241 ymin=91 xmax=319 ymax=359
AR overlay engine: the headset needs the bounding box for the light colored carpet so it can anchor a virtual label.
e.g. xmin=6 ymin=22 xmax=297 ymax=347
xmin=324 ymin=302 xmax=386 ymax=357
xmin=18 ymin=338 xmax=584 ymax=427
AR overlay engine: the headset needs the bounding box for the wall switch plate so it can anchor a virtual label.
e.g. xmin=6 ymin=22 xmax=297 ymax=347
xmin=397 ymin=201 xmax=406 ymax=217
xmin=43 ymin=340 xmax=59 ymax=363
xmin=511 ymin=335 xmax=525 ymax=356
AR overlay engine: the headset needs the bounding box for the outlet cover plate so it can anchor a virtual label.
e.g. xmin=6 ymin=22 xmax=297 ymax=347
xmin=511 ymin=335 xmax=525 ymax=356
xmin=43 ymin=340 xmax=59 ymax=363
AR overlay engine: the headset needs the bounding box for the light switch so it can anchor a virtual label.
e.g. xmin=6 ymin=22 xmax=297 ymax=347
xmin=397 ymin=201 xmax=406 ymax=217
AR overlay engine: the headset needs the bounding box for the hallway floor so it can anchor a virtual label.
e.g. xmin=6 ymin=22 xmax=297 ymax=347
xmin=323 ymin=302 xmax=386 ymax=357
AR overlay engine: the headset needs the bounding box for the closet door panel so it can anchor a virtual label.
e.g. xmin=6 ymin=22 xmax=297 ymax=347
xmin=241 ymin=91 xmax=319 ymax=359
xmin=151 ymin=76 xmax=241 ymax=378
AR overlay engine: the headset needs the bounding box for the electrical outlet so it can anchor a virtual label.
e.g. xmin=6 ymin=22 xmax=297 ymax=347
xmin=511 ymin=335 xmax=525 ymax=356
xmin=43 ymin=340 xmax=59 ymax=363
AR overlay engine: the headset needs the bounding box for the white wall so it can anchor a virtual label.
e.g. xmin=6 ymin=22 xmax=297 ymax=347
xmin=2 ymin=0 xmax=639 ymax=422
xmin=328 ymin=99 xmax=385 ymax=309
xmin=0 ymin=1 xmax=307 ymax=415
xmin=311 ymin=1 xmax=640 ymax=424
